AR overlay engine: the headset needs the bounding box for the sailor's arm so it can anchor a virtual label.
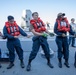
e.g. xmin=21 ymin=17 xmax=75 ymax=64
xmin=45 ymin=29 xmax=54 ymax=36
xmin=54 ymin=22 xmax=63 ymax=36
xmin=3 ymin=26 xmax=14 ymax=39
xmin=18 ymin=26 xmax=31 ymax=38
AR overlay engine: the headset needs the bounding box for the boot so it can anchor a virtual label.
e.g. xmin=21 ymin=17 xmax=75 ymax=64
xmin=20 ymin=60 xmax=25 ymax=68
xmin=7 ymin=62 xmax=14 ymax=69
xmin=74 ymin=62 xmax=76 ymax=68
xmin=58 ymin=58 xmax=62 ymax=68
xmin=26 ymin=63 xmax=31 ymax=71
xmin=0 ymin=64 xmax=2 ymax=68
xmin=58 ymin=62 xmax=62 ymax=68
xmin=26 ymin=60 xmax=32 ymax=71
xmin=64 ymin=59 xmax=70 ymax=68
xmin=74 ymin=52 xmax=76 ymax=68
xmin=47 ymin=58 xmax=54 ymax=68
xmin=47 ymin=62 xmax=54 ymax=68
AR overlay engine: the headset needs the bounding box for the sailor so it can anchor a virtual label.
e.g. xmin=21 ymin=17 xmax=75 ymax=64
xmin=54 ymin=13 xmax=75 ymax=68
xmin=26 ymin=12 xmax=54 ymax=71
xmin=68 ymin=18 xmax=76 ymax=68
xmin=3 ymin=16 xmax=31 ymax=69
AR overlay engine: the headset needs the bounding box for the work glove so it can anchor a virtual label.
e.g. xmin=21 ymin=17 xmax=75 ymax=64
xmin=49 ymin=33 xmax=55 ymax=37
xmin=42 ymin=33 xmax=48 ymax=37
xmin=62 ymin=33 xmax=66 ymax=37
xmin=74 ymin=34 xmax=76 ymax=38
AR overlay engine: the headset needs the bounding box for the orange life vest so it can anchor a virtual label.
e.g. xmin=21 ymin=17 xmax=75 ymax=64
xmin=56 ymin=18 xmax=70 ymax=32
xmin=30 ymin=18 xmax=46 ymax=32
xmin=5 ymin=21 xmax=20 ymax=36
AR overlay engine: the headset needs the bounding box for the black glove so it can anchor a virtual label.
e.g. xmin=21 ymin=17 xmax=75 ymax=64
xmin=1 ymin=36 xmax=6 ymax=39
xmin=49 ymin=33 xmax=55 ymax=37
xmin=74 ymin=34 xmax=76 ymax=38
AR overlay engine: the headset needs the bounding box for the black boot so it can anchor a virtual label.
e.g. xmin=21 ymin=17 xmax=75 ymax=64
xmin=26 ymin=64 xmax=31 ymax=71
xmin=20 ymin=60 xmax=25 ymax=68
xmin=74 ymin=62 xmax=76 ymax=68
xmin=47 ymin=62 xmax=54 ymax=68
xmin=47 ymin=58 xmax=54 ymax=68
xmin=7 ymin=62 xmax=14 ymax=69
xmin=64 ymin=59 xmax=70 ymax=68
xmin=0 ymin=64 xmax=2 ymax=68
xmin=58 ymin=58 xmax=62 ymax=68
xmin=74 ymin=52 xmax=76 ymax=68
xmin=26 ymin=60 xmax=32 ymax=71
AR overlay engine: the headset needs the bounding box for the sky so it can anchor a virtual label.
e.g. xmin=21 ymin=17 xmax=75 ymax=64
xmin=0 ymin=0 xmax=76 ymax=30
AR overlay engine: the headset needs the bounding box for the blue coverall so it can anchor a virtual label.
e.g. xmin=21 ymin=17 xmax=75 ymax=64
xmin=29 ymin=36 xmax=50 ymax=62
xmin=3 ymin=26 xmax=27 ymax=63
xmin=54 ymin=22 xmax=74 ymax=60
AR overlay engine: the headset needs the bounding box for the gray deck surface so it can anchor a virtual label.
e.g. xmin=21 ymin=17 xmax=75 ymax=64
xmin=0 ymin=36 xmax=76 ymax=75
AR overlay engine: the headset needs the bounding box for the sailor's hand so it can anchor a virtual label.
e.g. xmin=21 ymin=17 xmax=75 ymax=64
xmin=62 ymin=33 xmax=66 ymax=37
xmin=0 ymin=32 xmax=2 ymax=36
xmin=27 ymin=35 xmax=32 ymax=38
xmin=14 ymin=36 xmax=18 ymax=38
xmin=74 ymin=34 xmax=76 ymax=37
xmin=49 ymin=33 xmax=54 ymax=37
xmin=42 ymin=33 xmax=48 ymax=37
xmin=2 ymin=36 xmax=6 ymax=39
